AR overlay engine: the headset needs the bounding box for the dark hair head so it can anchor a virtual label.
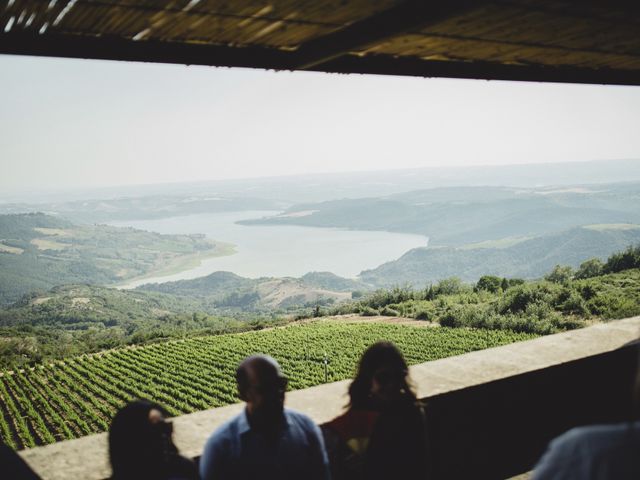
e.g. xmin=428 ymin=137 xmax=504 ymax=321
xmin=236 ymin=354 xmax=283 ymax=397
xmin=109 ymin=400 xmax=177 ymax=480
xmin=348 ymin=342 xmax=416 ymax=409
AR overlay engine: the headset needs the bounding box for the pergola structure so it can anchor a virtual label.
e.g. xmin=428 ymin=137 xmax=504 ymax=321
xmin=3 ymin=2 xmax=640 ymax=479
xmin=1 ymin=0 xmax=640 ymax=86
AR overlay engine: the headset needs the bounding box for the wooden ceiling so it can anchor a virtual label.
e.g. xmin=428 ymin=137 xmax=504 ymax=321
xmin=1 ymin=0 xmax=640 ymax=85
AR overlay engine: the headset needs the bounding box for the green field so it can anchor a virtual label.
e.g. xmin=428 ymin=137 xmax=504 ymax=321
xmin=0 ymin=321 xmax=535 ymax=450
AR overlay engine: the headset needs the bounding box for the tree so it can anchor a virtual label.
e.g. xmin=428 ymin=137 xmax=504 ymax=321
xmin=476 ymin=275 xmax=503 ymax=293
xmin=574 ymin=258 xmax=604 ymax=279
xmin=435 ymin=277 xmax=465 ymax=295
xmin=544 ymin=265 xmax=574 ymax=284
xmin=604 ymin=245 xmax=640 ymax=273
xmin=424 ymin=285 xmax=436 ymax=300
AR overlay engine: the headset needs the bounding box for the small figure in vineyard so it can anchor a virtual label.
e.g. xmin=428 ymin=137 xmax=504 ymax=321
xmin=199 ymin=354 xmax=330 ymax=480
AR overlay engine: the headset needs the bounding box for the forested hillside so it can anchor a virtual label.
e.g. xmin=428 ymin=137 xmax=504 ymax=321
xmin=0 ymin=213 xmax=228 ymax=305
xmin=241 ymin=182 xmax=640 ymax=245
xmin=360 ymin=226 xmax=640 ymax=286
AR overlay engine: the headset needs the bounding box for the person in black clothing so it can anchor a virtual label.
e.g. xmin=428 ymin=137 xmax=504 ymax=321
xmin=322 ymin=342 xmax=429 ymax=480
xmin=0 ymin=442 xmax=42 ymax=480
xmin=109 ymin=400 xmax=198 ymax=480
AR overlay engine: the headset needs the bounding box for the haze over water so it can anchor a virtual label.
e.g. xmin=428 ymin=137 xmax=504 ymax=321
xmin=113 ymin=211 xmax=428 ymax=288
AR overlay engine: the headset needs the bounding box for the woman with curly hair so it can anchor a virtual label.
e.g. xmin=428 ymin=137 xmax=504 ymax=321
xmin=322 ymin=342 xmax=429 ymax=480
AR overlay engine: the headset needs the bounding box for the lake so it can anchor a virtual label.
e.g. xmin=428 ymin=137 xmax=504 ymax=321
xmin=112 ymin=211 xmax=427 ymax=287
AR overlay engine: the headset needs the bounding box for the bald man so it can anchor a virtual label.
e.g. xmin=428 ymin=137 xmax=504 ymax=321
xmin=199 ymin=355 xmax=330 ymax=480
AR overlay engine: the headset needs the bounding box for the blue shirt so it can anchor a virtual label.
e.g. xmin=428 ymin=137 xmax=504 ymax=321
xmin=533 ymin=422 xmax=640 ymax=480
xmin=199 ymin=408 xmax=330 ymax=480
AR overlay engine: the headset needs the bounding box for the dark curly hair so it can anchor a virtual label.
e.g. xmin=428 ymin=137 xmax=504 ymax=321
xmin=109 ymin=400 xmax=177 ymax=480
xmin=348 ymin=341 xmax=416 ymax=410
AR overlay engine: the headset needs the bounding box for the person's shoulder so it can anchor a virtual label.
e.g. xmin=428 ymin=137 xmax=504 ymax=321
xmin=552 ymin=422 xmax=639 ymax=452
xmin=204 ymin=413 xmax=244 ymax=448
xmin=284 ymin=408 xmax=319 ymax=430
xmin=533 ymin=422 xmax=640 ymax=479
xmin=284 ymin=408 xmax=314 ymax=423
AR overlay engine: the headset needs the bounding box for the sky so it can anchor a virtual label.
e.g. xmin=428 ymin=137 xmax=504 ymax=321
xmin=2 ymin=54 xmax=640 ymax=193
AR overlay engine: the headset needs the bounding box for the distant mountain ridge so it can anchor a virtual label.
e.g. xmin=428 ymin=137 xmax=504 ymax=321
xmin=241 ymin=182 xmax=640 ymax=246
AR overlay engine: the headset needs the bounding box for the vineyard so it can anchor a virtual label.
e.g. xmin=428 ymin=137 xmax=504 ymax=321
xmin=0 ymin=321 xmax=536 ymax=450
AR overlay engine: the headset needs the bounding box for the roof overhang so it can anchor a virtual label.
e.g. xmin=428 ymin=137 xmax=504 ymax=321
xmin=1 ymin=0 xmax=640 ymax=85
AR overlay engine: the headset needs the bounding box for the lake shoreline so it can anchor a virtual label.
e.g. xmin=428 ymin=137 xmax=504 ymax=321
xmin=109 ymin=210 xmax=428 ymax=287
xmin=116 ymin=240 xmax=237 ymax=289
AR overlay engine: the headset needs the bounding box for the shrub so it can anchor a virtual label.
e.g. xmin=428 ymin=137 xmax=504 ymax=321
xmin=380 ymin=306 xmax=400 ymax=317
xmin=604 ymin=245 xmax=640 ymax=273
xmin=476 ymin=275 xmax=503 ymax=293
xmin=544 ymin=265 xmax=574 ymax=284
xmin=587 ymin=293 xmax=640 ymax=319
xmin=574 ymin=258 xmax=604 ymax=279
xmin=359 ymin=306 xmax=379 ymax=317
xmin=414 ymin=303 xmax=437 ymax=321
xmin=362 ymin=287 xmax=414 ymax=309
xmin=557 ymin=291 xmax=589 ymax=316
xmin=499 ymin=282 xmax=563 ymax=314
xmin=435 ymin=277 xmax=468 ymax=296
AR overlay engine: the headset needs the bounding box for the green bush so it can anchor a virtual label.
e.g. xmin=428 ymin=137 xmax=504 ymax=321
xmin=359 ymin=306 xmax=379 ymax=317
xmin=557 ymin=290 xmax=590 ymax=316
xmin=476 ymin=275 xmax=503 ymax=293
xmin=435 ymin=277 xmax=468 ymax=296
xmin=414 ymin=302 xmax=437 ymax=321
xmin=499 ymin=282 xmax=563 ymax=314
xmin=380 ymin=306 xmax=400 ymax=316
xmin=544 ymin=265 xmax=574 ymax=284
xmin=604 ymin=245 xmax=640 ymax=273
xmin=575 ymin=258 xmax=604 ymax=279
xmin=586 ymin=292 xmax=640 ymax=319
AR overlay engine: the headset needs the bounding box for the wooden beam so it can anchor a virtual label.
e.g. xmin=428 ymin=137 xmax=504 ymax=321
xmin=315 ymin=53 xmax=640 ymax=87
xmin=0 ymin=32 xmax=291 ymax=70
xmin=1 ymin=32 xmax=640 ymax=86
xmin=292 ymin=0 xmax=479 ymax=70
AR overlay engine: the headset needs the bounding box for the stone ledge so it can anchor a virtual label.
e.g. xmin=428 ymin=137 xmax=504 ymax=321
xmin=19 ymin=317 xmax=640 ymax=480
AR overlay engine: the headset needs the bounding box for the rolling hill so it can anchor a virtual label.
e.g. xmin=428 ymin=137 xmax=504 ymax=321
xmin=359 ymin=226 xmax=640 ymax=287
xmin=0 ymin=213 xmax=229 ymax=305
xmin=241 ymin=182 xmax=640 ymax=246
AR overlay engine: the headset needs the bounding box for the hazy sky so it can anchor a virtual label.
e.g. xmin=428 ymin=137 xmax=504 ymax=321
xmin=2 ymin=54 xmax=640 ymax=193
